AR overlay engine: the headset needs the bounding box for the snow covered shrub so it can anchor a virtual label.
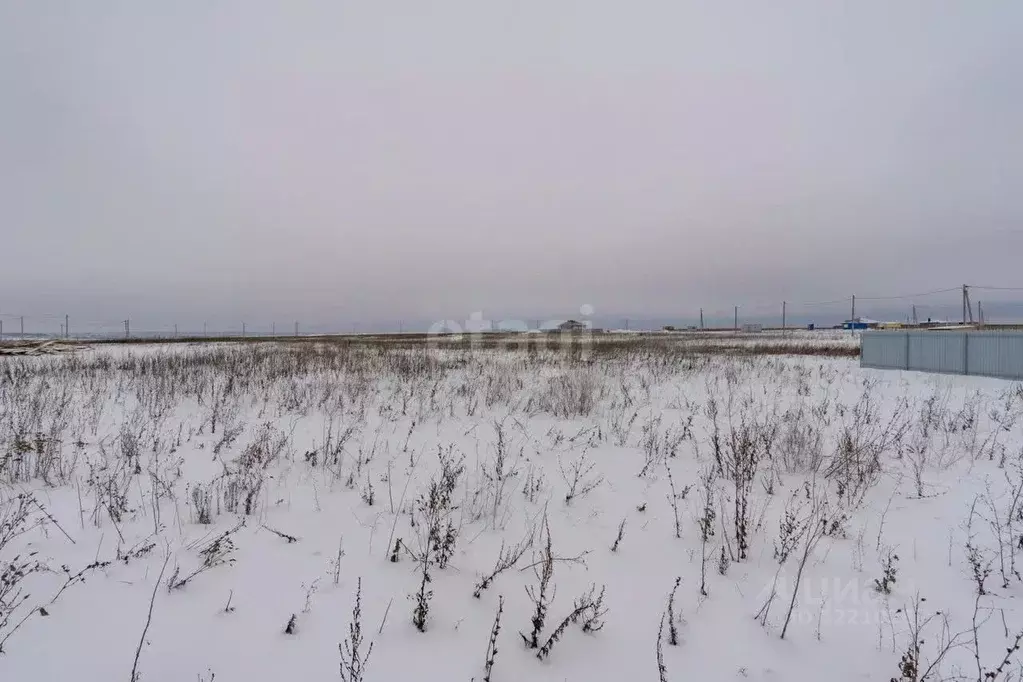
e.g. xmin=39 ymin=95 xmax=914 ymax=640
xmin=638 ymin=415 xmax=691 ymax=477
xmin=726 ymin=421 xmax=767 ymax=561
xmin=384 ymin=349 xmax=436 ymax=382
xmin=237 ymin=423 xmax=291 ymax=470
xmin=777 ymin=408 xmax=825 ymax=474
xmin=469 ymin=422 xmax=521 ymax=528
xmin=406 ymin=450 xmax=466 ymax=632
xmin=656 ymin=612 xmax=669 ymax=682
xmin=717 ymin=546 xmax=730 ymax=576
xmin=966 ymin=542 xmax=994 ymax=597
xmin=0 ymin=374 xmax=76 ymax=486
xmin=212 ymin=421 xmax=244 ymax=456
xmin=607 ymin=401 xmax=638 ymax=447
xmin=560 ymin=452 xmax=604 ymax=505
xmin=873 ymin=546 xmax=899 ymax=594
xmin=0 ymin=494 xmax=43 ymax=652
xmin=483 ymin=365 xmax=521 ymax=408
xmin=86 ymin=445 xmax=134 ymax=525
xmin=168 ymin=521 xmax=242 ymax=591
xmin=190 ymin=483 xmax=214 ymax=524
xmin=480 ymin=596 xmax=504 ymax=682
xmin=339 ymin=578 xmax=374 ymax=682
xmin=779 ymin=487 xmax=831 ymax=639
xmin=825 ymin=389 xmax=910 ymax=507
xmin=200 ymin=376 xmax=238 ymax=435
xmin=5 ymin=433 xmax=68 ymax=487
xmin=522 ymin=463 xmax=545 ymax=504
xmin=666 ymin=577 xmax=682 ymax=646
xmin=521 ymin=525 xmax=555 ymax=650
xmin=221 ymin=467 xmax=264 ymax=516
xmin=518 ymin=516 xmax=593 ymax=655
xmin=220 ymin=424 xmax=289 ymax=517
xmin=904 ymin=435 xmax=931 ymax=498
xmin=665 ymin=463 xmax=690 ymax=539
xmin=697 ymin=466 xmax=717 ymax=596
xmin=980 ymin=462 xmax=1023 ymax=589
xmin=889 ymin=595 xmax=963 ymax=682
xmin=775 ymin=491 xmax=808 ymax=565
xmin=610 ymin=517 xmax=627 ymax=553
xmin=415 ymin=448 xmax=464 ymax=568
xmin=474 ymin=529 xmax=534 ymax=598
xmin=315 ymin=418 xmax=359 ymax=471
xmin=536 ymin=583 xmax=607 ymax=661
xmin=360 ymin=475 xmax=375 ymax=507
xmin=534 ymin=369 xmax=604 ymax=418
xmin=410 ymin=538 xmax=433 ymax=632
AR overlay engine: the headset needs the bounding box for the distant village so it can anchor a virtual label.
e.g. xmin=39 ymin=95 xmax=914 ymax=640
xmin=518 ymin=316 xmax=976 ymax=335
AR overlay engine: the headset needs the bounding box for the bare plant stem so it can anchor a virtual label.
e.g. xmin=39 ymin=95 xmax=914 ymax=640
xmin=130 ymin=555 xmax=170 ymax=682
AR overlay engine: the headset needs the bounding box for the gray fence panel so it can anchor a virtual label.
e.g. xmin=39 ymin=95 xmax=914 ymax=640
xmin=909 ymin=332 xmax=965 ymax=374
xmin=965 ymin=333 xmax=1023 ymax=380
xmin=860 ymin=331 xmax=907 ymax=370
xmin=861 ymin=330 xmax=1023 ymax=380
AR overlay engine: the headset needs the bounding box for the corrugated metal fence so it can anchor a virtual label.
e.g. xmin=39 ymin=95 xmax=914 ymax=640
xmin=861 ymin=330 xmax=1023 ymax=380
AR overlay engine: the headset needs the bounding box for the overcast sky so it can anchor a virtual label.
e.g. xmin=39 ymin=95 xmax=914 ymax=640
xmin=2 ymin=2 xmax=1022 ymax=332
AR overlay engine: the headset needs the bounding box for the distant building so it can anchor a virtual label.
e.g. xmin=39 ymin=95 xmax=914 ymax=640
xmin=558 ymin=320 xmax=587 ymax=332
xmin=843 ymin=317 xmax=879 ymax=330
xmin=741 ymin=323 xmax=763 ymax=333
xmin=918 ymin=318 xmax=956 ymax=329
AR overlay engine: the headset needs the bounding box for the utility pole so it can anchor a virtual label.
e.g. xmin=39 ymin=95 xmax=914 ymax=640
xmin=174 ymin=324 xmax=178 ymax=338
xmin=699 ymin=308 xmax=704 ymax=330
xmin=782 ymin=301 xmax=787 ymax=333
xmin=65 ymin=314 xmax=69 ymax=339
xmin=242 ymin=322 xmax=246 ymax=337
xmin=203 ymin=321 xmax=207 ymax=337
xmin=978 ymin=301 xmax=985 ymax=327
xmin=962 ymin=284 xmax=975 ymax=325
xmin=272 ymin=322 xmax=276 ymax=337
xmin=20 ymin=316 xmax=24 ymax=338
xmin=124 ymin=320 xmax=130 ymax=339
xmin=912 ymin=305 xmax=918 ymax=326
xmin=733 ymin=306 xmax=738 ymax=332
xmin=851 ymin=295 xmax=856 ymax=322
xmin=624 ymin=318 xmax=629 ymax=331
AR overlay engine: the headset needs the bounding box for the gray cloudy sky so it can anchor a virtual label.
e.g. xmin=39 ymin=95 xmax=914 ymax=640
xmin=2 ymin=2 xmax=1022 ymax=332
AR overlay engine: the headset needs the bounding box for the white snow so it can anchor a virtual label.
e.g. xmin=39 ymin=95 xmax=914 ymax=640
xmin=2 ymin=340 xmax=1023 ymax=681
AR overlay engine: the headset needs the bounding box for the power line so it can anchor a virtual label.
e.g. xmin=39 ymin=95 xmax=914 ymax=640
xmin=856 ymin=287 xmax=961 ymax=301
xmin=791 ymin=297 xmax=852 ymax=307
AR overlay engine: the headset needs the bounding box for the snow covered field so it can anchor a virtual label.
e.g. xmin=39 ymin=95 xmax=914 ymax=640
xmin=2 ymin=339 xmax=1023 ymax=681
xmin=431 ymin=328 xmax=861 ymax=356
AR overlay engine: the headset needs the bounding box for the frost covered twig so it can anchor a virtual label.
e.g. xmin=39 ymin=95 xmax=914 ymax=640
xmin=339 ymin=578 xmax=374 ymax=682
